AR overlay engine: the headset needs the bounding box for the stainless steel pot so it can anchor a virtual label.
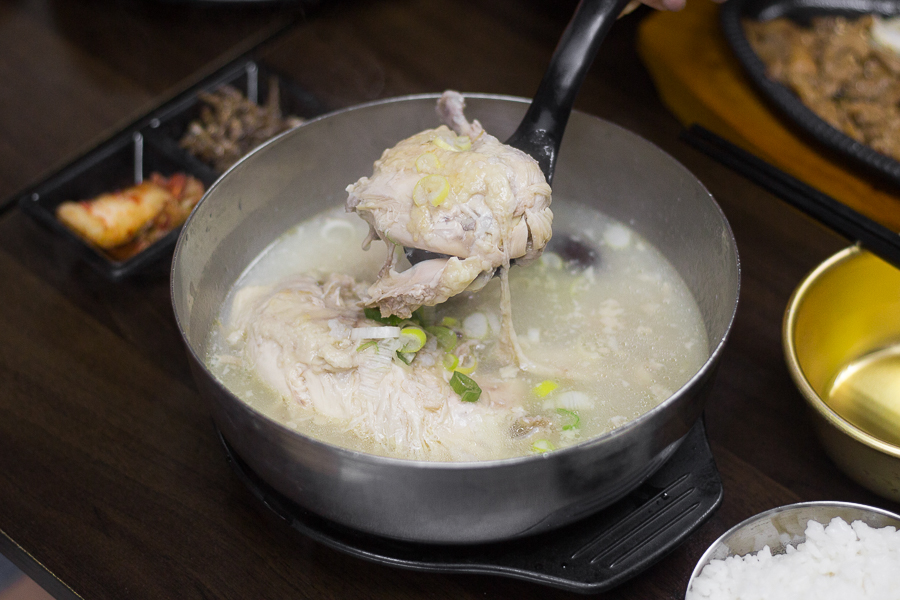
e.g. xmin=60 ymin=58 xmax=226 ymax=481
xmin=171 ymin=95 xmax=740 ymax=544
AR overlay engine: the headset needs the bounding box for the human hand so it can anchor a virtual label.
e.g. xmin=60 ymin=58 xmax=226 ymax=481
xmin=622 ymin=0 xmax=726 ymax=14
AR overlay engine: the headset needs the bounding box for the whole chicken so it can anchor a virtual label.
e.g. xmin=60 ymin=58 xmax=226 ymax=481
xmin=346 ymin=91 xmax=553 ymax=319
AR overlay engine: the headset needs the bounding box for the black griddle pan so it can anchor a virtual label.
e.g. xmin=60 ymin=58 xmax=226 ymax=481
xmin=720 ymin=0 xmax=900 ymax=188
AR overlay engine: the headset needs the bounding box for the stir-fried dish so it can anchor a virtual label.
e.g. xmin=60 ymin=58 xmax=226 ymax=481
xmin=745 ymin=15 xmax=900 ymax=161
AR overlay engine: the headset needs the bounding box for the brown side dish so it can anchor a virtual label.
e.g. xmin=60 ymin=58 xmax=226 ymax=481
xmin=179 ymin=78 xmax=304 ymax=173
xmin=744 ymin=15 xmax=900 ymax=161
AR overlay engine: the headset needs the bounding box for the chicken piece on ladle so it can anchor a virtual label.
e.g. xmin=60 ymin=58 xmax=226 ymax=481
xmin=346 ymin=91 xmax=553 ymax=319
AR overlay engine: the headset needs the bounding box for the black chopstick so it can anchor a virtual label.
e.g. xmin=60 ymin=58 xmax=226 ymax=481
xmin=680 ymin=124 xmax=900 ymax=271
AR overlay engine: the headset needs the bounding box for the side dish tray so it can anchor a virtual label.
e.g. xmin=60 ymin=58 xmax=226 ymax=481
xmin=14 ymin=59 xmax=325 ymax=280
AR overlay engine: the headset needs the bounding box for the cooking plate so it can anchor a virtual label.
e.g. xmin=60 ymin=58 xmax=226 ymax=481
xmin=221 ymin=419 xmax=722 ymax=594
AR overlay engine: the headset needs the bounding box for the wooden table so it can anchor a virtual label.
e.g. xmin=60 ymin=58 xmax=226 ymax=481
xmin=1 ymin=1 xmax=898 ymax=598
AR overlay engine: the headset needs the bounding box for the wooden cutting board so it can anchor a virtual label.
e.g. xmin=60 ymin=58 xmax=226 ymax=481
xmin=636 ymin=0 xmax=900 ymax=232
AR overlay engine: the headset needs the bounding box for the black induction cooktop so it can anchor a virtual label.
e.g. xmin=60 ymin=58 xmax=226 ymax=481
xmin=219 ymin=418 xmax=722 ymax=593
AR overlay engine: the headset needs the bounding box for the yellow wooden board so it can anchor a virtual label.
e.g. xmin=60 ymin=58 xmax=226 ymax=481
xmin=636 ymin=1 xmax=900 ymax=232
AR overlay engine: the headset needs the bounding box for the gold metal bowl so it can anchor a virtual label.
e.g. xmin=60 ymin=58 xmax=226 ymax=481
xmin=784 ymin=246 xmax=900 ymax=501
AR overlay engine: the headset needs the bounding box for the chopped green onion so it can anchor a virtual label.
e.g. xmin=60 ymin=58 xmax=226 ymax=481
xmin=440 ymin=316 xmax=458 ymax=327
xmin=395 ymin=350 xmax=415 ymax=365
xmin=433 ymin=134 xmax=471 ymax=152
xmin=556 ymin=408 xmax=581 ymax=431
xmin=540 ymin=252 xmax=564 ymax=270
xmin=411 ymin=307 xmax=430 ymax=326
xmin=425 ymin=325 xmax=457 ymax=352
xmin=364 ymin=307 xmax=403 ymax=326
xmin=532 ymin=380 xmax=558 ymax=397
xmin=449 ymin=371 xmax=481 ymax=402
xmin=531 ymin=439 xmax=556 ymax=453
xmin=356 ymin=340 xmax=378 ymax=353
xmin=415 ymin=152 xmax=441 ymax=173
xmin=454 ymin=354 xmax=477 ymax=375
xmin=442 ymin=353 xmax=459 ymax=371
xmin=413 ymin=174 xmax=450 ymax=207
xmin=399 ymin=327 xmax=427 ymax=352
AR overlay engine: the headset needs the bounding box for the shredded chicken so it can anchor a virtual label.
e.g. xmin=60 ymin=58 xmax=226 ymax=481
xmin=345 ymin=91 xmax=553 ymax=320
xmin=223 ymin=273 xmax=524 ymax=459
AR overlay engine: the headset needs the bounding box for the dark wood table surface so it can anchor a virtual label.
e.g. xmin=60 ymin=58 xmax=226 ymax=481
xmin=2 ymin=1 xmax=898 ymax=598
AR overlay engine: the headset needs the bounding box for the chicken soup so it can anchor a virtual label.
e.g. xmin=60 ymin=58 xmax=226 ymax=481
xmin=206 ymin=199 xmax=708 ymax=461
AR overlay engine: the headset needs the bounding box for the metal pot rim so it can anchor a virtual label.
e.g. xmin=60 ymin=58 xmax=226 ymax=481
xmin=170 ymin=93 xmax=740 ymax=469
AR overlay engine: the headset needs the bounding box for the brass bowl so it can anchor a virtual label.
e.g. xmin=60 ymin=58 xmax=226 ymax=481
xmin=783 ymin=246 xmax=900 ymax=501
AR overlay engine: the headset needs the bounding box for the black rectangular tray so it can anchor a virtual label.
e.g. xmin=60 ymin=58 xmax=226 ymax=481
xmin=14 ymin=58 xmax=325 ymax=281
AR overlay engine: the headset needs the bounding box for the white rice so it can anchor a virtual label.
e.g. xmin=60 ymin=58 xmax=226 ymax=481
xmin=687 ymin=517 xmax=900 ymax=600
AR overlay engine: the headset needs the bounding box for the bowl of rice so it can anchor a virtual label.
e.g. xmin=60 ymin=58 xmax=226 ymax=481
xmin=685 ymin=501 xmax=900 ymax=599
xmin=783 ymin=246 xmax=900 ymax=501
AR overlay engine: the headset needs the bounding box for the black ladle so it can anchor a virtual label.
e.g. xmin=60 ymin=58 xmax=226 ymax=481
xmin=505 ymin=0 xmax=634 ymax=184
xmin=406 ymin=0 xmax=634 ymax=266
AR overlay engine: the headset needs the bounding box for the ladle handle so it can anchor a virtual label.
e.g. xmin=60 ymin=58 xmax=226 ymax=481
xmin=505 ymin=0 xmax=634 ymax=184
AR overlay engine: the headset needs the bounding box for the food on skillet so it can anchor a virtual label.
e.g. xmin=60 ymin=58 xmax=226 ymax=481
xmin=687 ymin=517 xmax=900 ymax=599
xmin=56 ymin=172 xmax=205 ymax=261
xmin=179 ymin=78 xmax=304 ymax=173
xmin=744 ymin=15 xmax=900 ymax=161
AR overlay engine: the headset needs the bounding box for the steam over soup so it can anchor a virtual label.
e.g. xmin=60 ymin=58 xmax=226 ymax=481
xmin=206 ymin=199 xmax=708 ymax=461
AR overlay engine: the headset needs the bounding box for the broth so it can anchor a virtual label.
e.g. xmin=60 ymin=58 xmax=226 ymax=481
xmin=206 ymin=198 xmax=708 ymax=461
